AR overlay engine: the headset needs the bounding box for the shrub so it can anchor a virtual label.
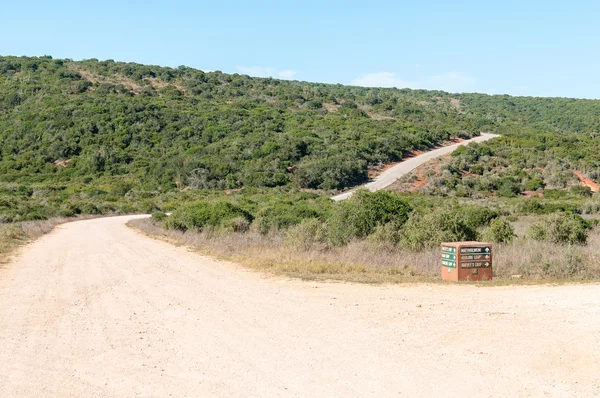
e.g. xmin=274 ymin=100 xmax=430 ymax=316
xmin=20 ymin=212 xmax=47 ymax=221
xmin=470 ymin=164 xmax=485 ymax=175
xmin=543 ymin=189 xmax=569 ymax=199
xmin=166 ymin=201 xmax=253 ymax=231
xmin=222 ymin=216 xmax=251 ymax=233
xmin=519 ymin=197 xmax=544 ymax=214
xmin=524 ymin=177 xmax=544 ymax=191
xmin=253 ymin=201 xmax=323 ymax=234
xmin=497 ymin=179 xmax=521 ymax=198
xmin=581 ymin=199 xmax=600 ymax=214
xmin=401 ymin=208 xmax=478 ymax=250
xmin=368 ymin=222 xmax=403 ymax=247
xmin=79 ymin=202 xmax=101 ymax=215
xmin=529 ymin=213 xmax=590 ymax=245
xmin=140 ymin=201 xmax=160 ymax=214
xmin=482 ymin=218 xmax=515 ymax=243
xmin=151 ymin=211 xmax=167 ymax=223
xmin=57 ymin=208 xmax=76 ymax=218
xmin=0 ymin=224 xmax=25 ymax=242
xmin=294 ymin=156 xmax=368 ymax=190
xmin=570 ymin=185 xmax=593 ymax=197
xmin=327 ymin=190 xmax=412 ymax=246
xmin=459 ymin=205 xmax=498 ymax=228
xmin=285 ymin=218 xmax=328 ymax=250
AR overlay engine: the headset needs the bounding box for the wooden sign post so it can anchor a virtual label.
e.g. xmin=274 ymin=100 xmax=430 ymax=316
xmin=441 ymin=241 xmax=493 ymax=281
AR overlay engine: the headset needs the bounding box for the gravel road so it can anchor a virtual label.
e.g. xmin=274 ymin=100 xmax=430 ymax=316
xmin=1 ymin=215 xmax=599 ymax=397
xmin=332 ymin=133 xmax=500 ymax=201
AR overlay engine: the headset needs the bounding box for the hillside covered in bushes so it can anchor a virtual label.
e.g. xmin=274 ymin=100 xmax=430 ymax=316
xmin=2 ymin=55 xmax=600 ymax=224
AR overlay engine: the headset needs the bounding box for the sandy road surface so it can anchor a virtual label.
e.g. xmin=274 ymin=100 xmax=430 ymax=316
xmin=1 ymin=216 xmax=599 ymax=397
xmin=332 ymin=133 xmax=500 ymax=201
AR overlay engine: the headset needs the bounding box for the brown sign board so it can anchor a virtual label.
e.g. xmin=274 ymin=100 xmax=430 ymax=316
xmin=441 ymin=241 xmax=493 ymax=281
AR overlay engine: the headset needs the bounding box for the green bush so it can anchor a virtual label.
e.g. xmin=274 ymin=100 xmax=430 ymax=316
xmin=222 ymin=216 xmax=251 ymax=233
xmin=166 ymin=201 xmax=253 ymax=231
xmin=327 ymin=190 xmax=412 ymax=246
xmin=79 ymin=202 xmax=102 ymax=215
xmin=518 ymin=198 xmax=544 ymax=214
xmin=497 ymin=179 xmax=521 ymax=198
xmin=543 ymin=189 xmax=570 ymax=199
xmin=368 ymin=222 xmax=403 ymax=247
xmin=458 ymin=205 xmax=498 ymax=228
xmin=482 ymin=218 xmax=515 ymax=243
xmin=401 ymin=208 xmax=478 ymax=250
xmin=570 ymin=185 xmax=592 ymax=197
xmin=529 ymin=213 xmax=590 ymax=245
xmin=581 ymin=199 xmax=600 ymax=214
xmin=19 ymin=212 xmax=48 ymax=221
xmin=285 ymin=218 xmax=328 ymax=250
xmin=151 ymin=211 xmax=168 ymax=223
xmin=524 ymin=177 xmax=544 ymax=191
xmin=294 ymin=156 xmax=368 ymax=190
xmin=253 ymin=201 xmax=324 ymax=234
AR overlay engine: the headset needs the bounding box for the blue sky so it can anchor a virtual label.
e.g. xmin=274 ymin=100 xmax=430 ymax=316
xmin=1 ymin=0 xmax=599 ymax=98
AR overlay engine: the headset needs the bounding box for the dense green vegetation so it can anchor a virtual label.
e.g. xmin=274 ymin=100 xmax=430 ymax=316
xmin=2 ymin=54 xmax=600 ymax=255
xmin=1 ymin=55 xmax=482 ymax=195
xmin=156 ymin=189 xmax=508 ymax=248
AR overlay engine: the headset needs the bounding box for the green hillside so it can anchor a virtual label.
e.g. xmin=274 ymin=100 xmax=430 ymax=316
xmin=1 ymin=55 xmax=600 ymax=222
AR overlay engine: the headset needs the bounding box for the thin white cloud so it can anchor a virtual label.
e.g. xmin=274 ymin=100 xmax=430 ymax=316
xmin=351 ymin=71 xmax=475 ymax=93
xmin=236 ymin=66 xmax=297 ymax=80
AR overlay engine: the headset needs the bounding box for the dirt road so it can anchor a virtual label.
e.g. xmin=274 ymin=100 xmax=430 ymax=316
xmin=332 ymin=133 xmax=500 ymax=201
xmin=1 ymin=216 xmax=599 ymax=397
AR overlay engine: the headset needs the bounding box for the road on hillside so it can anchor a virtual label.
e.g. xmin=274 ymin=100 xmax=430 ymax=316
xmin=332 ymin=133 xmax=500 ymax=201
xmin=1 ymin=216 xmax=599 ymax=397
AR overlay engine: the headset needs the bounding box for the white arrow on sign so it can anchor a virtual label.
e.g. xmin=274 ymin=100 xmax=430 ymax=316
xmin=485 ymin=247 xmax=490 ymax=253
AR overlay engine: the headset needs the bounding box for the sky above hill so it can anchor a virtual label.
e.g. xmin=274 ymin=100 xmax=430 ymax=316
xmin=2 ymin=0 xmax=599 ymax=98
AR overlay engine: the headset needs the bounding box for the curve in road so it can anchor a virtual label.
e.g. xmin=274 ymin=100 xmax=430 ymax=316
xmin=0 ymin=215 xmax=599 ymax=397
xmin=332 ymin=133 xmax=500 ymax=201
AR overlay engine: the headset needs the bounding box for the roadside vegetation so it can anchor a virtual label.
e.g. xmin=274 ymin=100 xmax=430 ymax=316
xmin=0 ymin=218 xmax=67 ymax=265
xmin=129 ymin=189 xmax=600 ymax=283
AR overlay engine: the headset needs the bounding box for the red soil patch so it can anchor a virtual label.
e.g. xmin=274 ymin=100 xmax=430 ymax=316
xmin=459 ymin=170 xmax=478 ymax=177
xmin=411 ymin=164 xmax=440 ymax=190
xmin=572 ymin=170 xmax=600 ymax=192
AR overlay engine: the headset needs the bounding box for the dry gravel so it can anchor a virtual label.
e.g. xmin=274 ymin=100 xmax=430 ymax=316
xmin=1 ymin=215 xmax=599 ymax=397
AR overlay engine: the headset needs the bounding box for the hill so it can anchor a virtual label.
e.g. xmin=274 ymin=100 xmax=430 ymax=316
xmin=1 ymin=55 xmax=600 ymax=221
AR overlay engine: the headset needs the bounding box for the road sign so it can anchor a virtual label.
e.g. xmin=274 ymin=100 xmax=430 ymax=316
xmin=441 ymin=242 xmax=493 ymax=281
xmin=460 ymin=246 xmax=492 ymax=268
xmin=459 ymin=246 xmax=491 ymax=254
xmin=441 ymin=246 xmax=457 ymax=268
